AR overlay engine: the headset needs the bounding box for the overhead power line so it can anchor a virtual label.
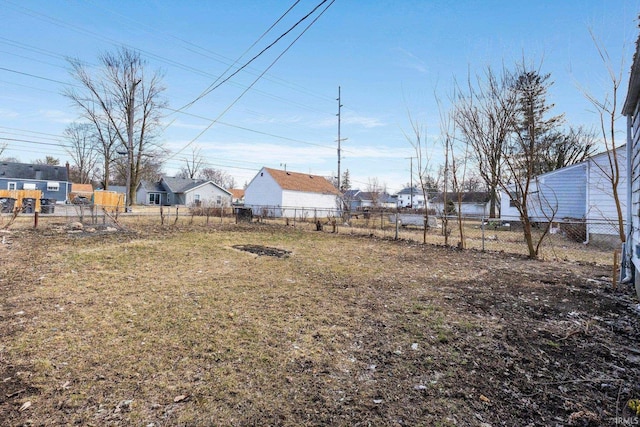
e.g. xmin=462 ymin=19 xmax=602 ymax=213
xmin=169 ymin=0 xmax=336 ymax=160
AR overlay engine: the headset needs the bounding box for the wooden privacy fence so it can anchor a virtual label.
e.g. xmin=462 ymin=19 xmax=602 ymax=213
xmin=93 ymin=191 xmax=125 ymax=211
xmin=0 ymin=189 xmax=42 ymax=213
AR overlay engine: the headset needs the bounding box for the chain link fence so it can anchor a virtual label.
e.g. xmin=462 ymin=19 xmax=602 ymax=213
xmin=1 ymin=204 xmax=623 ymax=266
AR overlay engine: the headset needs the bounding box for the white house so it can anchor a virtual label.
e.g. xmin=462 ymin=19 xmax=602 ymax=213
xmin=500 ymin=162 xmax=587 ymax=222
xmin=136 ymin=176 xmax=232 ymax=207
xmin=244 ymin=167 xmax=341 ymax=218
xmin=585 ymin=148 xmax=627 ymax=245
xmin=432 ymin=192 xmax=491 ymax=218
xmin=396 ymin=186 xmax=428 ymax=209
xmin=622 ymin=33 xmax=640 ymax=293
xmin=499 ymin=148 xmax=626 ymax=245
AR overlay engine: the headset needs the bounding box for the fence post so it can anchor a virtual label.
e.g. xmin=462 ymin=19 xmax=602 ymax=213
xmin=33 ymin=211 xmax=38 ymax=229
xmin=481 ymin=216 xmax=485 ymax=252
xmin=395 ymin=210 xmax=399 ymax=240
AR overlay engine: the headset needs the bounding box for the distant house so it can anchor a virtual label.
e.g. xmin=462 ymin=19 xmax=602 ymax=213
xmin=432 ymin=192 xmax=490 ymax=218
xmin=622 ymin=33 xmax=640 ymax=291
xmin=0 ymin=161 xmax=71 ymax=202
xmin=396 ymin=186 xmax=428 ymax=209
xmin=229 ymin=188 xmax=245 ymax=205
xmin=499 ymin=147 xmax=626 ymax=245
xmin=343 ymin=190 xmax=397 ymax=211
xmin=136 ymin=176 xmax=232 ymax=207
xmin=244 ymin=167 xmax=341 ymax=218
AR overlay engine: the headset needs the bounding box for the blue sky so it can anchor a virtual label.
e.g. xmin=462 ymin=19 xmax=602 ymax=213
xmin=1 ymin=0 xmax=639 ymax=192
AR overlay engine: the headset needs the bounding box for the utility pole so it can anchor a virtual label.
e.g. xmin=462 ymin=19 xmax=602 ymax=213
xmin=405 ymin=156 xmax=414 ymax=208
xmin=336 ymin=86 xmax=347 ymax=191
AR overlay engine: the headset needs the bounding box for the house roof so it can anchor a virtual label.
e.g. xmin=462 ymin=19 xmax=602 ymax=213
xmin=160 ymin=176 xmax=232 ymax=196
xmin=263 ymin=167 xmax=340 ymax=195
xmin=229 ymin=188 xmax=245 ymax=199
xmin=432 ymin=192 xmax=490 ymax=203
xmin=624 ymin=32 xmax=640 ymax=116
xmin=0 ymin=161 xmax=69 ymax=181
xmin=161 ymin=176 xmax=208 ymax=193
xmin=397 ymin=186 xmax=421 ymax=195
xmin=139 ymin=180 xmax=166 ymax=193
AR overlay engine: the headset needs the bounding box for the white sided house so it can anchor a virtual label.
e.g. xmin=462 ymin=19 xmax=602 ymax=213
xmin=499 ymin=162 xmax=587 ymax=223
xmin=622 ymin=33 xmax=640 ymax=293
xmin=499 ymin=148 xmax=626 ymax=246
xmin=244 ymin=167 xmax=341 ymax=218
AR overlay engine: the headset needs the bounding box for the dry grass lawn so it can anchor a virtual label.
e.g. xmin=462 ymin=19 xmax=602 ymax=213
xmin=1 ymin=222 xmax=639 ymax=426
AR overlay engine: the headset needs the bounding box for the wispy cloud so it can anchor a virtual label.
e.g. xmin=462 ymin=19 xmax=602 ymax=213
xmin=313 ymin=114 xmax=386 ymax=129
xmin=395 ymin=47 xmax=428 ymax=74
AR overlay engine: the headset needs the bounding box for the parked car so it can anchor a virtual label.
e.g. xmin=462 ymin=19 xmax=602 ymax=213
xmin=72 ymin=196 xmax=90 ymax=205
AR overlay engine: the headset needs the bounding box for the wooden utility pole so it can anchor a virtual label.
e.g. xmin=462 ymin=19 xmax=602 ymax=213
xmin=336 ymin=86 xmax=346 ymax=191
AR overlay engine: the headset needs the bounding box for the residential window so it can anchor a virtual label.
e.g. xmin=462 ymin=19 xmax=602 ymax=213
xmin=47 ymin=181 xmax=59 ymax=191
xmin=148 ymin=193 xmax=161 ymax=205
xmin=8 ymin=182 xmax=16 ymax=190
xmin=216 ymin=195 xmax=222 ymax=206
xmin=23 ymin=183 xmax=36 ymax=190
xmin=194 ymin=194 xmax=200 ymax=201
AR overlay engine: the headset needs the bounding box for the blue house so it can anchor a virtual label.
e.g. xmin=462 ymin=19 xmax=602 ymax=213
xmin=0 ymin=161 xmax=71 ymax=202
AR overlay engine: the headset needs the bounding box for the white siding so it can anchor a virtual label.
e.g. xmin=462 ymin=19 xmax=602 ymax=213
xmin=244 ymin=169 xmax=284 ymax=215
xmin=500 ymin=163 xmax=587 ymax=222
xmin=281 ymin=190 xmax=339 ymax=218
xmin=586 ymin=149 xmax=627 ymax=239
xmin=184 ymin=183 xmax=232 ymax=206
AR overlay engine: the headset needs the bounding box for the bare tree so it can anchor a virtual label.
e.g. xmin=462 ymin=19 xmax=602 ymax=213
xmin=403 ymin=112 xmax=433 ymax=243
xmin=33 ymin=156 xmax=60 ymax=165
xmin=199 ymin=167 xmax=236 ymax=189
xmin=64 ymin=122 xmax=98 ymax=184
xmin=439 ymin=97 xmax=470 ymax=249
xmin=581 ymin=29 xmax=626 ymax=243
xmin=179 ymin=146 xmax=205 ymax=180
xmin=454 ymin=66 xmax=516 ymax=218
xmin=365 ymin=177 xmax=386 ymax=208
xmin=65 ymin=47 xmax=167 ymax=205
xmin=537 ymin=125 xmax=597 ymax=173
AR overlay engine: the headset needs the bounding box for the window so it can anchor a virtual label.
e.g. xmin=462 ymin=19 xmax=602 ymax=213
xmin=194 ymin=194 xmax=200 ymax=201
xmin=47 ymin=181 xmax=59 ymax=191
xmin=148 ymin=193 xmax=161 ymax=205
xmin=216 ymin=195 xmax=222 ymax=206
xmin=8 ymin=182 xmax=16 ymax=190
xmin=23 ymin=183 xmax=36 ymax=190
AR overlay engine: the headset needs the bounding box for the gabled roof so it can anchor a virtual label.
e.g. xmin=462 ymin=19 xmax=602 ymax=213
xmin=161 ymin=176 xmax=208 ymax=193
xmin=160 ymin=176 xmax=232 ymax=196
xmin=263 ymin=167 xmax=340 ymax=195
xmin=0 ymin=161 xmax=69 ymax=181
xmin=397 ymin=186 xmax=421 ymax=195
xmin=229 ymin=188 xmax=245 ymax=199
xmin=138 ymin=180 xmax=166 ymax=193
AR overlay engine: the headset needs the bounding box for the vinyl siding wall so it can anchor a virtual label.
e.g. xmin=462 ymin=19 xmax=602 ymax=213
xmin=586 ymin=150 xmax=627 ymax=240
xmin=500 ymin=163 xmax=587 ymax=222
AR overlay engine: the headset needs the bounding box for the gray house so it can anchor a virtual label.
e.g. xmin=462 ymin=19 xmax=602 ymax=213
xmin=0 ymin=161 xmax=71 ymax=202
xmin=136 ymin=176 xmax=232 ymax=207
